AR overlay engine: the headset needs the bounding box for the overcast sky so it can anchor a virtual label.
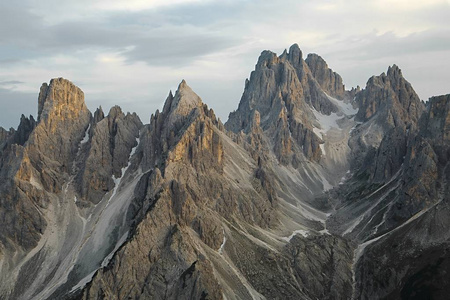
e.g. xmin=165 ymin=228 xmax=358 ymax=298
xmin=0 ymin=0 xmax=449 ymax=128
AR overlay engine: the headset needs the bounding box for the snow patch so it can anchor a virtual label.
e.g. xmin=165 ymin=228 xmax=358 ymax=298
xmin=313 ymin=93 xmax=357 ymax=138
xmin=218 ymin=230 xmax=227 ymax=255
xmin=282 ymin=229 xmax=309 ymax=242
xmin=80 ymin=124 xmax=91 ymax=145
xmin=319 ymin=228 xmax=330 ymax=235
xmin=312 ymin=109 xmax=341 ymax=137
xmin=325 ymin=93 xmax=358 ymax=115
xmin=319 ymin=143 xmax=326 ymax=156
xmin=107 ymin=135 xmax=140 ymax=207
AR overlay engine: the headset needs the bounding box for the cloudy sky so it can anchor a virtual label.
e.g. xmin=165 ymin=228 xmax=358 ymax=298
xmin=0 ymin=0 xmax=449 ymax=128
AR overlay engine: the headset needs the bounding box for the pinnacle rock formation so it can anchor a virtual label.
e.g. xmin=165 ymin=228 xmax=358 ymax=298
xmin=305 ymin=53 xmax=346 ymax=99
xmin=348 ymin=65 xmax=426 ymax=174
xmin=226 ymin=44 xmax=344 ymax=164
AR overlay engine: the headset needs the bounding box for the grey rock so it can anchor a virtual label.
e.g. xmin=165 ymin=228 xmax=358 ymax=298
xmin=226 ymin=44 xmax=342 ymax=163
xmin=306 ymin=53 xmax=345 ymax=99
xmin=77 ymin=106 xmax=142 ymax=204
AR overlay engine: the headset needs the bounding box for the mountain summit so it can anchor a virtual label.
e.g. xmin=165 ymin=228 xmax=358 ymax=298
xmin=0 ymin=45 xmax=449 ymax=300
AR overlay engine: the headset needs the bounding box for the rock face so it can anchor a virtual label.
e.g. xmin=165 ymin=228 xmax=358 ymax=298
xmin=305 ymin=53 xmax=345 ymax=99
xmin=350 ymin=95 xmax=450 ymax=298
xmin=78 ymin=106 xmax=141 ymax=204
xmin=79 ymin=80 xmax=282 ymax=300
xmin=0 ymin=78 xmax=144 ymax=300
xmin=226 ymin=44 xmax=343 ymax=164
xmin=0 ymin=46 xmax=449 ymax=300
xmin=348 ymin=65 xmax=425 ymax=176
xmin=327 ymin=88 xmax=450 ymax=299
xmin=355 ymin=65 xmax=423 ymax=129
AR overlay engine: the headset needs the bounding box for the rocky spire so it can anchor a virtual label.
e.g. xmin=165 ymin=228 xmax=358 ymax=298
xmin=306 ymin=53 xmax=345 ymax=99
xmin=287 ymin=43 xmax=303 ymax=68
xmin=37 ymin=77 xmax=88 ymax=123
xmin=26 ymin=78 xmax=92 ymax=191
xmin=355 ymin=65 xmax=424 ymax=129
xmin=226 ymin=44 xmax=338 ymax=163
xmin=162 ymin=90 xmax=174 ymax=115
xmin=79 ymin=103 xmax=142 ymax=203
xmin=164 ymin=80 xmax=203 ymax=130
xmin=164 ymin=80 xmax=202 ymax=115
xmin=93 ymin=106 xmax=105 ymax=123
xmin=13 ymin=114 xmax=36 ymax=146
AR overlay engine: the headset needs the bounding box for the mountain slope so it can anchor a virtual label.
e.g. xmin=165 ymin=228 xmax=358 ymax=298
xmin=0 ymin=78 xmax=142 ymax=300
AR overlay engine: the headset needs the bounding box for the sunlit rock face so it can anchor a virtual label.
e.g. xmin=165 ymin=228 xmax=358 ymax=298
xmin=0 ymin=46 xmax=449 ymax=300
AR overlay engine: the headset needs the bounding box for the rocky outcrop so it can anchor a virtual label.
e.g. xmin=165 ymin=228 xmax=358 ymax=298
xmin=388 ymin=94 xmax=449 ymax=223
xmin=329 ymin=94 xmax=450 ymax=299
xmin=0 ymin=145 xmax=47 ymax=252
xmin=306 ymin=53 xmax=345 ymax=99
xmin=421 ymin=94 xmax=450 ymax=152
xmin=26 ymin=78 xmax=92 ymax=192
xmin=0 ymin=78 xmax=145 ymax=300
xmin=349 ymin=65 xmax=426 ymax=177
xmin=355 ymin=65 xmax=424 ymax=130
xmin=0 ymin=127 xmax=11 ymax=145
xmin=77 ymin=106 xmax=142 ymax=204
xmin=9 ymin=115 xmax=36 ymax=146
xmin=226 ymin=44 xmax=344 ymax=163
xmin=0 ymin=78 xmax=90 ymax=253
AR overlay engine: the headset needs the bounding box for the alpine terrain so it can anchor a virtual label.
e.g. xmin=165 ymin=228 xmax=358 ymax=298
xmin=0 ymin=44 xmax=448 ymax=300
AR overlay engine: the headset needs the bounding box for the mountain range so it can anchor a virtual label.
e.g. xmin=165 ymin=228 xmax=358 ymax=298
xmin=0 ymin=43 xmax=448 ymax=300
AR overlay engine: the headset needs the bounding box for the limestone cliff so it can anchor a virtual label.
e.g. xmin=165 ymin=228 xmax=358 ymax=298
xmin=349 ymin=65 xmax=426 ymax=175
xmin=226 ymin=44 xmax=343 ymax=163
xmin=305 ymin=53 xmax=345 ymax=99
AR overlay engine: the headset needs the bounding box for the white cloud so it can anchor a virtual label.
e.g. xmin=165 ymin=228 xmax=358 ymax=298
xmin=372 ymin=0 xmax=448 ymax=11
xmin=92 ymin=0 xmax=210 ymax=11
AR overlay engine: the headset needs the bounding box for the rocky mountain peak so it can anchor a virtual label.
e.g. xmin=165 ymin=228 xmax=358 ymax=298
xmin=13 ymin=114 xmax=36 ymax=146
xmin=355 ymin=65 xmax=424 ymax=129
xmin=37 ymin=77 xmax=88 ymax=123
xmin=226 ymin=44 xmax=343 ymax=163
xmin=162 ymin=80 xmax=203 ymax=131
xmin=287 ymin=43 xmax=303 ymax=66
xmin=256 ymin=44 xmax=302 ymax=69
xmin=163 ymin=80 xmax=202 ymax=116
xmin=24 ymin=78 xmax=92 ymax=192
xmin=93 ymin=106 xmax=105 ymax=123
xmin=256 ymin=50 xmax=279 ymax=68
xmin=305 ymin=53 xmax=345 ymax=99
xmin=387 ymin=64 xmax=401 ymax=77
xmin=108 ymin=105 xmax=125 ymax=120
